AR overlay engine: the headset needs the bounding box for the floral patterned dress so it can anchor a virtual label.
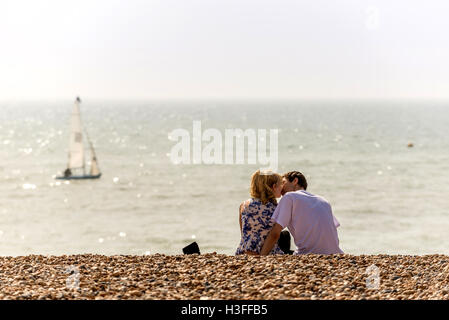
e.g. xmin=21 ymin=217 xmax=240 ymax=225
xmin=235 ymin=198 xmax=284 ymax=255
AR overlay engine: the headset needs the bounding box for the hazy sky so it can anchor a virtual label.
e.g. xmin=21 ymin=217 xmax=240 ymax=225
xmin=1 ymin=0 xmax=449 ymax=100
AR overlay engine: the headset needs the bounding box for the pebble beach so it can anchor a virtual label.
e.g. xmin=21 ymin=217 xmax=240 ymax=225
xmin=1 ymin=253 xmax=449 ymax=300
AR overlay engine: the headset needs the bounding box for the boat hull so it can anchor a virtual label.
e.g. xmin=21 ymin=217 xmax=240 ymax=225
xmin=55 ymin=173 xmax=102 ymax=180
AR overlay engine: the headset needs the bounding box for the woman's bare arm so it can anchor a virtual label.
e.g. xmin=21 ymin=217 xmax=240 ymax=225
xmin=239 ymin=202 xmax=244 ymax=236
xmin=240 ymin=200 xmax=258 ymax=255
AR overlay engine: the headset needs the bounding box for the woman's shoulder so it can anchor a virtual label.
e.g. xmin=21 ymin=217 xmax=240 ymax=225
xmin=240 ymin=198 xmax=260 ymax=211
xmin=239 ymin=198 xmax=251 ymax=212
xmin=241 ymin=198 xmax=259 ymax=205
xmin=242 ymin=198 xmax=276 ymax=211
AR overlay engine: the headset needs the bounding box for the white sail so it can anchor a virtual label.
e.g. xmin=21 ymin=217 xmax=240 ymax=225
xmin=88 ymin=139 xmax=101 ymax=176
xmin=84 ymin=117 xmax=101 ymax=176
xmin=90 ymin=157 xmax=100 ymax=176
xmin=68 ymin=99 xmax=84 ymax=169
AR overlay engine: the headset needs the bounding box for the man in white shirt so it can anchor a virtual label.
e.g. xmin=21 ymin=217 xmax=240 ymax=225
xmin=261 ymin=171 xmax=343 ymax=255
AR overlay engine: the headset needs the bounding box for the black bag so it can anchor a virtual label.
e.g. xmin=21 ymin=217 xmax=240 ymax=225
xmin=278 ymin=230 xmax=294 ymax=254
xmin=182 ymin=241 xmax=201 ymax=254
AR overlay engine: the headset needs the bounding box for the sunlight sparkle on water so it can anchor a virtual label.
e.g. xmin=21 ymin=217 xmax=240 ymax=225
xmin=22 ymin=183 xmax=36 ymax=190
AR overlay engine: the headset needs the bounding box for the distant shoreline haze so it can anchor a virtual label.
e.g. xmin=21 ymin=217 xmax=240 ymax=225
xmin=1 ymin=1 xmax=449 ymax=100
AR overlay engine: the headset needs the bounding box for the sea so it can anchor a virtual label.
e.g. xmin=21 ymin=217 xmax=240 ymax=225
xmin=1 ymin=100 xmax=449 ymax=256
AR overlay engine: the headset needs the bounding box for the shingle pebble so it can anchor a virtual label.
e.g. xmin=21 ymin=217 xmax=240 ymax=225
xmin=0 ymin=253 xmax=448 ymax=299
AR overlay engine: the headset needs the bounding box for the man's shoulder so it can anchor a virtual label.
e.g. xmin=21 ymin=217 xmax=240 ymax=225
xmin=279 ymin=191 xmax=304 ymax=203
xmin=284 ymin=190 xmax=329 ymax=203
xmin=283 ymin=190 xmax=310 ymax=198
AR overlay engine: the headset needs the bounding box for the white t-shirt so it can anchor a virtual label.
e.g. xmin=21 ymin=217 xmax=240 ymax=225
xmin=272 ymin=190 xmax=343 ymax=255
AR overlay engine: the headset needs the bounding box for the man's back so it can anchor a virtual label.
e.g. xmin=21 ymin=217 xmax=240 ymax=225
xmin=272 ymin=190 xmax=343 ymax=255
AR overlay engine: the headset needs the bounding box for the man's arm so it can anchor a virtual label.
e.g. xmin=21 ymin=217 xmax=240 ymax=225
xmin=260 ymin=223 xmax=283 ymax=256
xmin=260 ymin=194 xmax=294 ymax=255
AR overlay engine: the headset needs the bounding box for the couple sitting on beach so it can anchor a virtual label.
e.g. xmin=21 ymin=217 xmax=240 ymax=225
xmin=236 ymin=170 xmax=343 ymax=256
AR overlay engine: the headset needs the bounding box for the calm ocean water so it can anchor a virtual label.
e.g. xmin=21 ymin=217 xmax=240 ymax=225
xmin=1 ymin=100 xmax=449 ymax=256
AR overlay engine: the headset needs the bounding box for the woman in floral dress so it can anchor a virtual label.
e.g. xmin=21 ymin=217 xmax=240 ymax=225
xmin=236 ymin=170 xmax=284 ymax=255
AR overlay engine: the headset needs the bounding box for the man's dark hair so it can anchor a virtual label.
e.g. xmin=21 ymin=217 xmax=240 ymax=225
xmin=283 ymin=171 xmax=308 ymax=190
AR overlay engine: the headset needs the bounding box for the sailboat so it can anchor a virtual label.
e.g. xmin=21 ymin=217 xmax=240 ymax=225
xmin=56 ymin=97 xmax=102 ymax=180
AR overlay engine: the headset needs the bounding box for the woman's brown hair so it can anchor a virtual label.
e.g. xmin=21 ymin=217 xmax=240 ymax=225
xmin=250 ymin=170 xmax=282 ymax=205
